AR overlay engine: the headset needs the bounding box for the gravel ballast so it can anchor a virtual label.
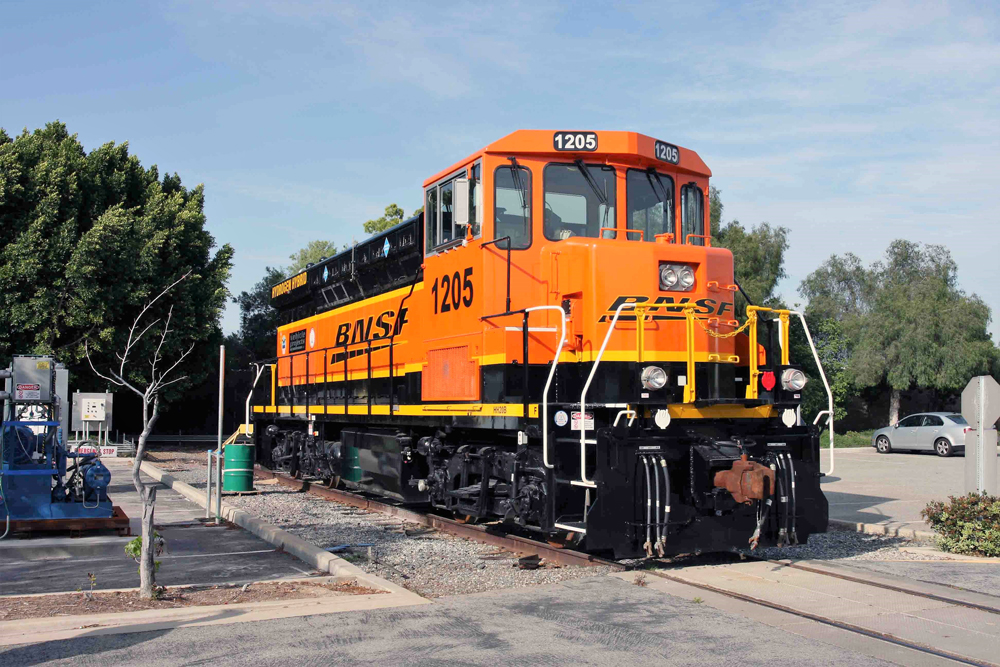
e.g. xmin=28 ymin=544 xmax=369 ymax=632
xmin=144 ymin=449 xmax=970 ymax=597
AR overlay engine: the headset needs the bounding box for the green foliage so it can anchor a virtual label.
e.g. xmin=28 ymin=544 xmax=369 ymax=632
xmin=800 ymin=242 xmax=997 ymax=419
xmin=711 ymin=191 xmax=788 ymax=318
xmin=363 ymin=203 xmax=406 ymax=235
xmin=226 ymin=266 xmax=286 ymax=366
xmin=819 ymin=429 xmax=873 ymax=448
xmin=125 ymin=531 xmax=165 ymax=573
xmin=287 ymin=240 xmax=339 ymax=275
xmin=0 ymin=121 xmax=233 ymax=395
xmin=922 ymin=493 xmax=1000 ymax=557
xmin=792 ymin=317 xmax=855 ymax=423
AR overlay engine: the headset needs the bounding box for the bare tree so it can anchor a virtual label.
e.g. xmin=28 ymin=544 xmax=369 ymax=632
xmin=86 ymin=273 xmax=194 ymax=598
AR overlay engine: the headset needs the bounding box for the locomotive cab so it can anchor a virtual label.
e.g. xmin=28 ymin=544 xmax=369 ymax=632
xmin=253 ymin=130 xmax=830 ymax=559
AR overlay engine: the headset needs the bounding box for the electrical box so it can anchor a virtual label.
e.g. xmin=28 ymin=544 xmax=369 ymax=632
xmin=71 ymin=392 xmax=114 ymax=431
xmin=12 ymin=356 xmax=54 ymax=403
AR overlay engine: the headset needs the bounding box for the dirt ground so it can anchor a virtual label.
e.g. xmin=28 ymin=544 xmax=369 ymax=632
xmin=145 ymin=448 xmax=210 ymax=472
xmin=0 ymin=580 xmax=385 ymax=622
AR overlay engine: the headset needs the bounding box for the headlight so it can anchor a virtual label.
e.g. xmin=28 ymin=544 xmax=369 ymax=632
xmin=641 ymin=366 xmax=668 ymax=390
xmin=781 ymin=368 xmax=807 ymax=391
xmin=659 ymin=265 xmax=678 ymax=289
xmin=678 ymin=266 xmax=695 ymax=289
xmin=659 ymin=263 xmax=695 ymax=291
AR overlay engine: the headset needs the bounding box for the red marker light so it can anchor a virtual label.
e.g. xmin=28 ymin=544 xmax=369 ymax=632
xmin=761 ymin=371 xmax=776 ymax=391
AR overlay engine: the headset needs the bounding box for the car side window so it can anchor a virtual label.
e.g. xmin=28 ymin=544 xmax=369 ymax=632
xmin=898 ymin=416 xmax=920 ymax=427
xmin=924 ymin=415 xmax=943 ymax=426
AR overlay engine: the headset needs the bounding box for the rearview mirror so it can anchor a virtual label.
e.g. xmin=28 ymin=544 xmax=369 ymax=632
xmin=453 ymin=178 xmax=470 ymax=228
xmin=892 ymin=422 xmax=899 ymax=428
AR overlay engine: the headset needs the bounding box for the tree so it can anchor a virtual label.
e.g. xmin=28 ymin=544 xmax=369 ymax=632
xmin=363 ymin=203 xmax=406 ymax=235
xmin=710 ymin=188 xmax=789 ymax=317
xmin=287 ymin=240 xmax=339 ymax=275
xmin=86 ymin=274 xmax=195 ymax=599
xmin=0 ymin=122 xmax=232 ymax=397
xmin=800 ymin=241 xmax=996 ymax=424
xmin=226 ymin=266 xmax=285 ymax=367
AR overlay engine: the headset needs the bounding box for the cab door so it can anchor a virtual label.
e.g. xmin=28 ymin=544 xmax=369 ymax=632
xmin=421 ymin=164 xmax=485 ymax=402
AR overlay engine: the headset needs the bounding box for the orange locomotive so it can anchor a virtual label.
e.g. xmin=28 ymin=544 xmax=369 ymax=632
xmin=252 ymin=130 xmax=829 ymax=558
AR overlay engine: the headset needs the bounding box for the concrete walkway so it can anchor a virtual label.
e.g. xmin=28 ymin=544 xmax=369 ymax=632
xmin=0 ymin=576 xmax=900 ymax=667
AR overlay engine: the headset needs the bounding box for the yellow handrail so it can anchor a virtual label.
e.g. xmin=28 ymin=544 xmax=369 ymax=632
xmin=683 ymin=304 xmax=698 ymax=403
xmin=745 ymin=306 xmax=791 ymax=399
xmin=635 ymin=305 xmax=648 ymax=363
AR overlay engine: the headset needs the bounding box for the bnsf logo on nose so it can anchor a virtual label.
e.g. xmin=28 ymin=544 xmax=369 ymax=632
xmin=334 ymin=308 xmax=409 ymax=347
xmin=600 ymin=295 xmax=733 ymax=322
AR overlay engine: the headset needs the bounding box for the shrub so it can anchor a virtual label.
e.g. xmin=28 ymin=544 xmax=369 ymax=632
xmin=820 ymin=430 xmax=874 ymax=448
xmin=922 ymin=493 xmax=1000 ymax=557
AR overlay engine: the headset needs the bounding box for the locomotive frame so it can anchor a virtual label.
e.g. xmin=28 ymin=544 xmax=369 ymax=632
xmin=251 ymin=130 xmax=832 ymax=559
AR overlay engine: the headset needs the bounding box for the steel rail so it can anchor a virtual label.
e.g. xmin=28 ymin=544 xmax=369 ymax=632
xmin=646 ymin=565 xmax=1000 ymax=667
xmin=254 ymin=467 xmax=622 ymax=571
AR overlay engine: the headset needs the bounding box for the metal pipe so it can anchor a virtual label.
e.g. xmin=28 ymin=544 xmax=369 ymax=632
xmin=580 ymin=301 xmax=634 ymax=485
xmin=641 ymin=455 xmax=652 ymax=557
xmin=522 ymin=312 xmax=529 ymax=422
xmin=245 ymin=364 xmax=267 ymax=435
xmin=205 ymin=449 xmax=213 ymax=520
xmin=790 ymin=310 xmax=835 ymax=475
xmin=525 ymin=305 xmax=566 ymax=470
xmin=653 ymin=450 xmax=662 ymax=553
xmin=216 ymin=345 xmax=225 ymax=524
xmin=659 ymin=457 xmax=670 ymax=554
xmin=785 ymin=453 xmax=798 ymax=544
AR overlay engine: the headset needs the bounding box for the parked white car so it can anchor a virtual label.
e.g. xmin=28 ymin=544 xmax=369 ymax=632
xmin=871 ymin=412 xmax=970 ymax=456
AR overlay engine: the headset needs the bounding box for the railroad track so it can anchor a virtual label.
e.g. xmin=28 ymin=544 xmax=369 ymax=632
xmin=255 ymin=466 xmax=999 ymax=666
xmin=646 ymin=558 xmax=1000 ymax=667
xmin=253 ymin=467 xmax=622 ymax=570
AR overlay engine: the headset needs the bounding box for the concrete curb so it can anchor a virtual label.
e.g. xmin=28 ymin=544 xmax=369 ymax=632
xmin=828 ymin=518 xmax=937 ymax=542
xmin=137 ymin=460 xmax=419 ymax=598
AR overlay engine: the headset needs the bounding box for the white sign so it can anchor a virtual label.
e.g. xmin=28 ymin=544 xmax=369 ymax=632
xmin=74 ymin=444 xmax=118 ymax=457
xmin=571 ymin=411 xmax=594 ymax=431
xmin=81 ymin=398 xmax=107 ymax=422
xmin=15 ymin=383 xmax=41 ymax=400
xmin=554 ymin=410 xmax=569 ymax=427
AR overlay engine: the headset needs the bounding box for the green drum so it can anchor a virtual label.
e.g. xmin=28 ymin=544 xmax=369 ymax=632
xmin=342 ymin=441 xmax=362 ymax=483
xmin=223 ymin=444 xmax=255 ymax=492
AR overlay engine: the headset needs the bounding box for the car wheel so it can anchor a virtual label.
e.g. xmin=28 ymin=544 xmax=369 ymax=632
xmin=935 ymin=438 xmax=953 ymax=457
xmin=876 ymin=436 xmax=892 ymax=454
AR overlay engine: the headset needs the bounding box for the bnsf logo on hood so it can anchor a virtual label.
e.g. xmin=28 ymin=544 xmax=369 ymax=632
xmin=600 ymin=295 xmax=734 ymax=322
xmin=334 ymin=308 xmax=409 ymax=347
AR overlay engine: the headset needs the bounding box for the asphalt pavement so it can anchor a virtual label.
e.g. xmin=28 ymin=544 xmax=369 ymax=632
xmin=0 ymin=576 xmax=897 ymax=667
xmin=819 ymin=446 xmax=988 ymax=532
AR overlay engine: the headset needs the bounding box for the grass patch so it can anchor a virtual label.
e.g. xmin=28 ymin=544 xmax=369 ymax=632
xmin=820 ymin=430 xmax=874 ymax=448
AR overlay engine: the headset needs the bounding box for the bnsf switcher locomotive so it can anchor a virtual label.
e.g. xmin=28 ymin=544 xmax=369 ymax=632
xmin=251 ymin=130 xmax=831 ymax=558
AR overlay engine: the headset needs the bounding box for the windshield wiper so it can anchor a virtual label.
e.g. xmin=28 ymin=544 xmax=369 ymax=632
xmin=508 ymin=157 xmax=528 ymax=213
xmin=574 ymin=159 xmax=612 ymax=233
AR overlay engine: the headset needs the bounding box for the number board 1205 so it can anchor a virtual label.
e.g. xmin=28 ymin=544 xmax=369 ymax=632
xmin=654 ymin=140 xmax=680 ymax=164
xmin=553 ymin=131 xmax=597 ymax=152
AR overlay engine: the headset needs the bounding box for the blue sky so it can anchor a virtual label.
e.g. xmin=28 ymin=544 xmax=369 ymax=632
xmin=2 ymin=0 xmax=998 ymax=338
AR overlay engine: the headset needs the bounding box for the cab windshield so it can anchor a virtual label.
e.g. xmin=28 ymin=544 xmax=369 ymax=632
xmin=627 ymin=169 xmax=674 ymax=241
xmin=543 ymin=163 xmax=616 ymax=241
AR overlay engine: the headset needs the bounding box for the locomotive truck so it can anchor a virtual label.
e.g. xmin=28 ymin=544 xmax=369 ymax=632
xmin=250 ymin=130 xmax=831 ymax=559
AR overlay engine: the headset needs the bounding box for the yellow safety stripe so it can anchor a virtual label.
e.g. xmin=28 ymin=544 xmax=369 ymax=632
xmin=253 ymin=402 xmax=772 ymax=420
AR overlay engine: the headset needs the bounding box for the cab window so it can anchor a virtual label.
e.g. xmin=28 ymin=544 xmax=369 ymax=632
xmin=627 ymin=169 xmax=674 ymax=241
xmin=544 ymin=163 xmax=616 ymax=241
xmin=494 ymin=164 xmax=532 ymax=249
xmin=681 ymin=183 xmax=705 ymax=245
xmin=425 ymin=173 xmax=464 ymax=253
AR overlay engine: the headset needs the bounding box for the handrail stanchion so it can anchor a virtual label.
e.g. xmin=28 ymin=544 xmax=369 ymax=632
xmin=524 ymin=305 xmax=567 ymax=470
xmin=580 ymin=302 xmax=634 ymax=486
xmin=683 ymin=304 xmax=697 ymax=403
xmin=791 ymin=311 xmax=835 ymax=476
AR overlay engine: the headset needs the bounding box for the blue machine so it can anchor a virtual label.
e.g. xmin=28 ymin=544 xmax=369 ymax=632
xmin=0 ymin=356 xmax=114 ymax=527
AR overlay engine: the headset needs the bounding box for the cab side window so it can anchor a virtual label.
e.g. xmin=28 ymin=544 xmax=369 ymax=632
xmin=425 ymin=172 xmax=466 ymax=254
xmin=469 ymin=163 xmax=482 ymax=238
xmin=425 ymin=187 xmax=438 ymax=253
xmin=681 ymin=184 xmax=705 ymax=245
xmin=494 ymin=164 xmax=532 ymax=249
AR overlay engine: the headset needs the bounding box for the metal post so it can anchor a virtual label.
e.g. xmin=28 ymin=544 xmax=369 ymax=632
xmin=216 ymin=345 xmax=224 ymax=524
xmin=206 ymin=449 xmax=213 ymax=519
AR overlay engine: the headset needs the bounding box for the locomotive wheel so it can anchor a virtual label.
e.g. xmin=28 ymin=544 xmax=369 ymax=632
xmin=547 ymin=531 xmax=583 ymax=549
xmin=454 ymin=514 xmax=479 ymax=525
xmin=326 ymin=475 xmax=341 ymax=489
